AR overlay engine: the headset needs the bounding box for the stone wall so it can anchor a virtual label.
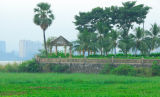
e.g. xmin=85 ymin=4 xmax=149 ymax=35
xmin=36 ymin=57 xmax=160 ymax=66
xmin=36 ymin=57 xmax=160 ymax=73
xmin=67 ymin=63 xmax=103 ymax=73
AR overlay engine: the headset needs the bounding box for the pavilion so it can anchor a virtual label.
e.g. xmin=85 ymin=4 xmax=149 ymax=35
xmin=51 ymin=36 xmax=72 ymax=57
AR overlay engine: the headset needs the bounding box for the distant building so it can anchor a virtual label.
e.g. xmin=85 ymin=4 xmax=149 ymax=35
xmin=0 ymin=41 xmax=6 ymax=56
xmin=19 ymin=40 xmax=42 ymax=59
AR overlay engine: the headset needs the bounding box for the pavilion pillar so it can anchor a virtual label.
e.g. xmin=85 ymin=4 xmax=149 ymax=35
xmin=69 ymin=46 xmax=72 ymax=58
xmin=55 ymin=46 xmax=57 ymax=56
xmin=64 ymin=46 xmax=67 ymax=56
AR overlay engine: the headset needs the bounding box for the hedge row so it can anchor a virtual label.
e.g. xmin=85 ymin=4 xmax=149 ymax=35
xmin=101 ymin=61 xmax=160 ymax=76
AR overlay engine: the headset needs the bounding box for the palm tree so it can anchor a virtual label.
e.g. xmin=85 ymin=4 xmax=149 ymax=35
xmin=132 ymin=27 xmax=145 ymax=55
xmin=77 ymin=30 xmax=90 ymax=56
xmin=139 ymin=38 xmax=150 ymax=55
xmin=103 ymin=36 xmax=113 ymax=56
xmin=147 ymin=23 xmax=160 ymax=52
xmin=89 ymin=33 xmax=98 ymax=55
xmin=34 ymin=2 xmax=54 ymax=56
xmin=110 ymin=30 xmax=120 ymax=56
xmin=96 ymin=22 xmax=109 ymax=56
xmin=73 ymin=40 xmax=83 ymax=56
xmin=118 ymin=34 xmax=134 ymax=56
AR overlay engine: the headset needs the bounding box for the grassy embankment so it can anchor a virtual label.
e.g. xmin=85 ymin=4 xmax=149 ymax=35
xmin=0 ymin=73 xmax=160 ymax=97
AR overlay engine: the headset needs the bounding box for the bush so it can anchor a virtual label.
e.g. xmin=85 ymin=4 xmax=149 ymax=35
xmin=100 ymin=64 xmax=114 ymax=74
xmin=135 ymin=67 xmax=152 ymax=77
xmin=4 ymin=62 xmax=19 ymax=72
xmin=42 ymin=64 xmax=69 ymax=73
xmin=0 ymin=65 xmax=5 ymax=72
xmin=152 ymin=61 xmax=160 ymax=76
xmin=39 ymin=51 xmax=70 ymax=58
xmin=111 ymin=64 xmax=136 ymax=76
xmin=18 ymin=59 xmax=42 ymax=72
xmin=51 ymin=64 xmax=69 ymax=73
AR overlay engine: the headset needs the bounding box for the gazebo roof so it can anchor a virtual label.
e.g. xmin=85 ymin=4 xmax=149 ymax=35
xmin=51 ymin=36 xmax=72 ymax=46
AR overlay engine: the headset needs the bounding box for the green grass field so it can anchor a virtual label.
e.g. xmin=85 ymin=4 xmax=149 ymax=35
xmin=0 ymin=73 xmax=160 ymax=97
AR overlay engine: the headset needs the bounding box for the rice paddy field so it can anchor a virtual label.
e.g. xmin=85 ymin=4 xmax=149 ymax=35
xmin=0 ymin=73 xmax=160 ymax=97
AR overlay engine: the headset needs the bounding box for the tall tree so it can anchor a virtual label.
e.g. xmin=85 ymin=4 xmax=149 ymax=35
xmin=77 ymin=30 xmax=91 ymax=56
xmin=96 ymin=22 xmax=110 ymax=55
xmin=132 ymin=27 xmax=145 ymax=55
xmin=103 ymin=36 xmax=113 ymax=56
xmin=34 ymin=2 xmax=54 ymax=56
xmin=112 ymin=1 xmax=150 ymax=56
xmin=118 ymin=34 xmax=134 ymax=56
xmin=88 ymin=33 xmax=98 ymax=55
xmin=110 ymin=30 xmax=120 ymax=56
xmin=146 ymin=23 xmax=160 ymax=54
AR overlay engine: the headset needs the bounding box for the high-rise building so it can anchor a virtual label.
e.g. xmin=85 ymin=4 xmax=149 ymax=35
xmin=19 ymin=40 xmax=42 ymax=58
xmin=0 ymin=41 xmax=6 ymax=56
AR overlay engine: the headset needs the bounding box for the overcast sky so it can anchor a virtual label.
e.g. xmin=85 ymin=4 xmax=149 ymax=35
xmin=0 ymin=0 xmax=160 ymax=52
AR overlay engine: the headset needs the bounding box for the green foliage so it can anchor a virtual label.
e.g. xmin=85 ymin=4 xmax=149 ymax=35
xmin=0 ymin=65 xmax=5 ymax=72
xmin=34 ymin=2 xmax=54 ymax=55
xmin=48 ymin=51 xmax=70 ymax=58
xmin=74 ymin=1 xmax=152 ymax=57
xmin=39 ymin=51 xmax=160 ymax=59
xmin=51 ymin=64 xmax=69 ymax=73
xmin=72 ymin=55 xmax=84 ymax=58
xmin=135 ymin=67 xmax=152 ymax=77
xmin=42 ymin=64 xmax=69 ymax=73
xmin=18 ymin=59 xmax=42 ymax=72
xmin=4 ymin=63 xmax=19 ymax=72
xmin=152 ymin=61 xmax=160 ymax=76
xmin=39 ymin=51 xmax=70 ymax=58
xmin=111 ymin=64 xmax=136 ymax=76
xmin=100 ymin=64 xmax=114 ymax=74
xmin=101 ymin=64 xmax=153 ymax=77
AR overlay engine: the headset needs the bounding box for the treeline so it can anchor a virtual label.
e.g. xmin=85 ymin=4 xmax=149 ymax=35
xmin=73 ymin=1 xmax=160 ymax=56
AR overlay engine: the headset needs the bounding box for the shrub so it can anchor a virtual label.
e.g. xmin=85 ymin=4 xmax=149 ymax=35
xmin=39 ymin=51 xmax=70 ymax=58
xmin=18 ymin=59 xmax=42 ymax=72
xmin=4 ymin=62 xmax=19 ymax=72
xmin=152 ymin=61 xmax=160 ymax=76
xmin=42 ymin=64 xmax=69 ymax=73
xmin=111 ymin=64 xmax=136 ymax=76
xmin=135 ymin=67 xmax=152 ymax=77
xmin=51 ymin=64 xmax=69 ymax=73
xmin=100 ymin=64 xmax=114 ymax=74
xmin=0 ymin=65 xmax=5 ymax=72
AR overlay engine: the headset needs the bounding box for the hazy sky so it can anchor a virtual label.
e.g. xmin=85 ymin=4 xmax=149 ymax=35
xmin=0 ymin=0 xmax=160 ymax=52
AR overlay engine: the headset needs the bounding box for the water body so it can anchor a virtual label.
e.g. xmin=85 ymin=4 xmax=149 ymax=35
xmin=0 ymin=61 xmax=23 ymax=65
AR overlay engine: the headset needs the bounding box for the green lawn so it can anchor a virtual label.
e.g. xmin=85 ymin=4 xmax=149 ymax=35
xmin=0 ymin=73 xmax=160 ymax=97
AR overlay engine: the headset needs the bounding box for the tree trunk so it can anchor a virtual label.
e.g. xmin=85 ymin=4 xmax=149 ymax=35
xmin=114 ymin=48 xmax=116 ymax=56
xmin=69 ymin=46 xmax=72 ymax=58
xmin=83 ymin=49 xmax=85 ymax=56
xmin=112 ymin=48 xmax=114 ymax=55
xmin=106 ymin=52 xmax=108 ymax=56
xmin=88 ymin=49 xmax=90 ymax=56
xmin=135 ymin=49 xmax=137 ymax=56
xmin=55 ymin=46 xmax=57 ymax=56
xmin=94 ymin=50 xmax=96 ymax=55
xmin=101 ymin=48 xmax=103 ymax=56
xmin=90 ymin=50 xmax=92 ymax=55
xmin=64 ymin=46 xmax=67 ymax=56
xmin=79 ymin=50 xmax=81 ymax=56
xmin=125 ymin=51 xmax=128 ymax=57
xmin=50 ymin=47 xmax=52 ymax=54
xmin=43 ymin=30 xmax=48 ymax=56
